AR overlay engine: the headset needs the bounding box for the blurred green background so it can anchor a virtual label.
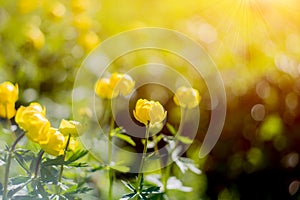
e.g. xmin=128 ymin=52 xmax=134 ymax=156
xmin=1 ymin=0 xmax=300 ymax=199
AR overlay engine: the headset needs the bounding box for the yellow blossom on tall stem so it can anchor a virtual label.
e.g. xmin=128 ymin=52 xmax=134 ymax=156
xmin=133 ymin=99 xmax=167 ymax=126
xmin=173 ymin=86 xmax=201 ymax=109
xmin=0 ymin=81 xmax=18 ymax=104
xmin=59 ymin=119 xmax=82 ymax=137
xmin=15 ymin=102 xmax=51 ymax=144
xmin=0 ymin=81 xmax=18 ymax=119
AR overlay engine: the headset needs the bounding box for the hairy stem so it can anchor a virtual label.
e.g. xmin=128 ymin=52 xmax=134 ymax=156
xmin=136 ymin=125 xmax=150 ymax=199
xmin=3 ymin=132 xmax=25 ymax=200
xmin=57 ymin=134 xmax=71 ymax=194
xmin=108 ymin=116 xmax=114 ymax=200
xmin=34 ymin=150 xmax=45 ymax=178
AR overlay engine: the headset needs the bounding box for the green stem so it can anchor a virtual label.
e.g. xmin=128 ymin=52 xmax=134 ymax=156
xmin=136 ymin=125 xmax=150 ymax=199
xmin=152 ymin=134 xmax=163 ymax=176
xmin=3 ymin=132 xmax=25 ymax=200
xmin=57 ymin=134 xmax=71 ymax=194
xmin=163 ymin=108 xmax=188 ymax=193
xmin=34 ymin=150 xmax=45 ymax=178
xmin=108 ymin=116 xmax=114 ymax=200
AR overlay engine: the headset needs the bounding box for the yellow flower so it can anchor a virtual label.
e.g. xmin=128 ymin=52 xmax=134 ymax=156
xmin=133 ymin=99 xmax=167 ymax=126
xmin=15 ymin=103 xmax=50 ymax=144
xmin=94 ymin=73 xmax=135 ymax=99
xmin=0 ymin=81 xmax=18 ymax=104
xmin=59 ymin=119 xmax=82 ymax=137
xmin=0 ymin=103 xmax=16 ymax=119
xmin=110 ymin=73 xmax=135 ymax=96
xmin=173 ymin=86 xmax=201 ymax=109
xmin=25 ymin=24 xmax=45 ymax=49
xmin=40 ymin=128 xmax=65 ymax=156
xmin=94 ymin=78 xmax=116 ymax=99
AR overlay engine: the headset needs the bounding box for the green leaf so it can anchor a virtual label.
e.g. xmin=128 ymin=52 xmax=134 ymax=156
xmin=110 ymin=127 xmax=126 ymax=137
xmin=10 ymin=176 xmax=31 ymax=185
xmin=42 ymin=155 xmax=64 ymax=166
xmin=65 ymin=150 xmax=89 ymax=164
xmin=177 ymin=136 xmax=193 ymax=144
xmin=111 ymin=164 xmax=130 ymax=172
xmin=89 ymin=165 xmax=106 ymax=172
xmin=121 ymin=180 xmax=136 ymax=192
xmin=142 ymin=186 xmax=160 ymax=194
xmin=7 ymin=176 xmax=32 ymax=198
xmin=166 ymin=123 xmax=177 ymax=135
xmin=114 ymin=133 xmax=136 ymax=146
xmin=121 ymin=192 xmax=137 ymax=200
xmin=14 ymin=152 xmax=31 ymax=175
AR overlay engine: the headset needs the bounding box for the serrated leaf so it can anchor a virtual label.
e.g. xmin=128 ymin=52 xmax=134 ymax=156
xmin=177 ymin=136 xmax=193 ymax=144
xmin=121 ymin=192 xmax=137 ymax=200
xmin=114 ymin=133 xmax=136 ymax=146
xmin=10 ymin=176 xmax=31 ymax=185
xmin=7 ymin=177 xmax=32 ymax=198
xmin=65 ymin=150 xmax=88 ymax=164
xmin=121 ymin=180 xmax=136 ymax=192
xmin=14 ymin=152 xmax=30 ymax=175
xmin=142 ymin=186 xmax=160 ymax=194
xmin=166 ymin=123 xmax=177 ymax=135
xmin=42 ymin=156 xmax=64 ymax=166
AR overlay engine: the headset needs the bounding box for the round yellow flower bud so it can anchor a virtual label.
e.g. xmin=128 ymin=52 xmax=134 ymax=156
xmin=0 ymin=81 xmax=18 ymax=104
xmin=40 ymin=128 xmax=65 ymax=156
xmin=110 ymin=73 xmax=135 ymax=96
xmin=94 ymin=78 xmax=116 ymax=99
xmin=133 ymin=99 xmax=167 ymax=126
xmin=0 ymin=103 xmax=16 ymax=119
xmin=59 ymin=119 xmax=82 ymax=137
xmin=173 ymin=86 xmax=201 ymax=109
xmin=15 ymin=103 xmax=50 ymax=144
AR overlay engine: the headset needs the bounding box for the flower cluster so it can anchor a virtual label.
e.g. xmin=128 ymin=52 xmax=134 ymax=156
xmin=94 ymin=73 xmax=135 ymax=99
xmin=15 ymin=102 xmax=80 ymax=156
xmin=0 ymin=81 xmax=18 ymax=119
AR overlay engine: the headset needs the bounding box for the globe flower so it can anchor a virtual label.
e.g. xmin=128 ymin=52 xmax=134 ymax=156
xmin=94 ymin=73 xmax=135 ymax=99
xmin=40 ymin=128 xmax=65 ymax=156
xmin=59 ymin=119 xmax=82 ymax=137
xmin=0 ymin=103 xmax=16 ymax=119
xmin=94 ymin=78 xmax=116 ymax=99
xmin=0 ymin=81 xmax=18 ymax=104
xmin=173 ymin=86 xmax=201 ymax=109
xmin=133 ymin=99 xmax=167 ymax=126
xmin=15 ymin=103 xmax=50 ymax=144
xmin=110 ymin=73 xmax=135 ymax=96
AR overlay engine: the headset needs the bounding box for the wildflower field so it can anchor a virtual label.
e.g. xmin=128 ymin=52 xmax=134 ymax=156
xmin=1 ymin=0 xmax=300 ymax=199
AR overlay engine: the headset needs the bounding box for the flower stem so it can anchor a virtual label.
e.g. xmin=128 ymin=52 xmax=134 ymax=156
xmin=136 ymin=125 xmax=150 ymax=199
xmin=108 ymin=116 xmax=114 ymax=200
xmin=3 ymin=132 xmax=25 ymax=200
xmin=34 ymin=150 xmax=45 ymax=178
xmin=57 ymin=134 xmax=71 ymax=194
